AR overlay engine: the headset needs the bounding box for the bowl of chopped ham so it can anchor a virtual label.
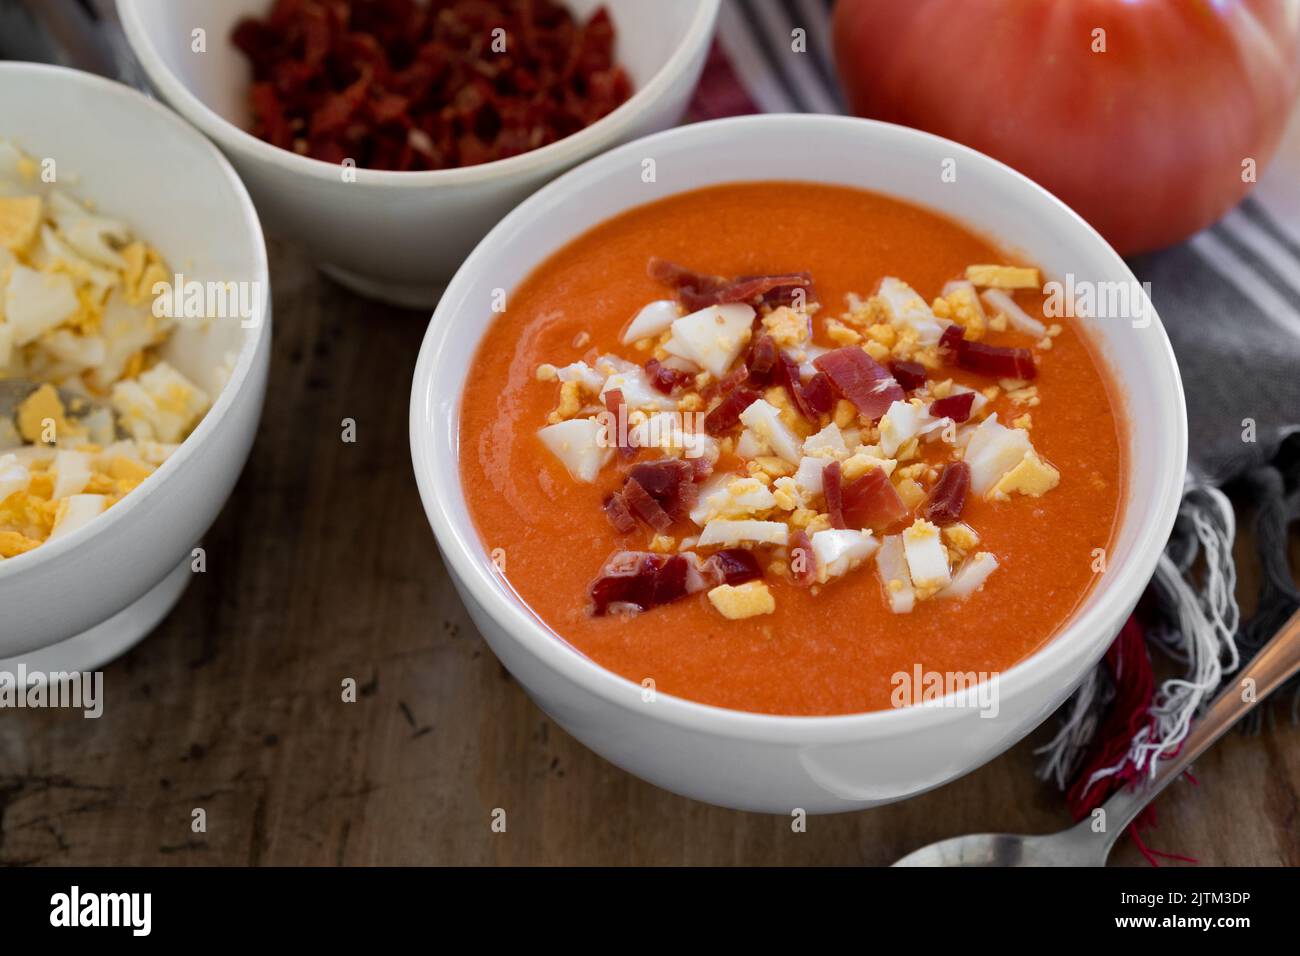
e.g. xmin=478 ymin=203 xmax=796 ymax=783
xmin=0 ymin=63 xmax=269 ymax=670
xmin=411 ymin=113 xmax=1187 ymax=813
xmin=118 ymin=0 xmax=721 ymax=308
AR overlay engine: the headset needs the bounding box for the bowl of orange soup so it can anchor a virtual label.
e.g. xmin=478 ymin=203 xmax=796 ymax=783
xmin=410 ymin=114 xmax=1186 ymax=813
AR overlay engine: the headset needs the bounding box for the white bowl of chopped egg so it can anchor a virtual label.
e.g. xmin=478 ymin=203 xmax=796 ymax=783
xmin=117 ymin=0 xmax=720 ymax=308
xmin=411 ymin=114 xmax=1186 ymax=813
xmin=0 ymin=63 xmax=269 ymax=669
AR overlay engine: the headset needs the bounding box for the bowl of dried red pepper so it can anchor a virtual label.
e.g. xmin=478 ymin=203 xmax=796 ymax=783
xmin=119 ymin=0 xmax=720 ymax=308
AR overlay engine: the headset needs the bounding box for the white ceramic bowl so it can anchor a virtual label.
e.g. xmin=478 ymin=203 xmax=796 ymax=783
xmin=118 ymin=0 xmax=720 ymax=307
xmin=410 ymin=114 xmax=1187 ymax=814
xmin=0 ymin=63 xmax=270 ymax=670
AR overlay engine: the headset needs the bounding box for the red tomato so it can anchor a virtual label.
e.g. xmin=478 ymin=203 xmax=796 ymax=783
xmin=832 ymin=0 xmax=1300 ymax=254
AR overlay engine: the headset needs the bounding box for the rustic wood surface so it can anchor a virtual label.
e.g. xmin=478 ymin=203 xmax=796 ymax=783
xmin=1 ymin=240 xmax=1297 ymax=867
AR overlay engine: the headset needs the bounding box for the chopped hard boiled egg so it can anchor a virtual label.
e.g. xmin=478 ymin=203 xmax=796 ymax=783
xmin=875 ymin=535 xmax=915 ymax=614
xmin=111 ymin=361 xmax=210 ymax=443
xmin=739 ymin=398 xmax=802 ymax=463
xmin=707 ymin=579 xmax=775 ymax=620
xmin=698 ymin=518 xmax=789 ymax=548
xmin=940 ymin=552 xmax=999 ymax=599
xmin=4 ymin=265 xmax=79 ymax=345
xmin=877 ymin=277 xmax=945 ymax=345
xmin=531 ymin=252 xmax=1070 ymax=624
xmin=902 ymin=518 xmax=951 ymax=591
xmin=47 ymin=493 xmax=106 ymax=542
xmin=811 ymin=528 xmax=878 ymax=584
xmin=621 ymin=299 xmax=680 ymax=344
xmin=663 ymin=302 xmax=754 ymax=378
xmin=965 ymin=264 xmax=1040 ymax=289
xmin=964 ymin=414 xmax=1033 ymax=495
xmin=0 ymin=139 xmax=212 ymax=558
xmin=537 ymin=417 xmax=613 ymax=483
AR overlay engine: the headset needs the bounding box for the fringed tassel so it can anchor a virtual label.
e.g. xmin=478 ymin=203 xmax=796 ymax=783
xmin=1036 ymin=475 xmax=1243 ymax=863
xmin=1052 ymin=616 xmax=1197 ymax=865
xmin=1063 ymin=616 xmax=1156 ymax=814
xmin=1034 ymin=665 xmax=1111 ymax=791
xmin=1133 ymin=482 xmax=1241 ymax=777
xmin=1038 ymin=479 xmax=1242 ymax=781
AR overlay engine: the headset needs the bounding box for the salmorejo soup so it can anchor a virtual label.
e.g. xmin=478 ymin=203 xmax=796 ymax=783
xmin=460 ymin=182 xmax=1124 ymax=716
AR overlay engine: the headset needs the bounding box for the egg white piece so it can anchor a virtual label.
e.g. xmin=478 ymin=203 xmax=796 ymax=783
xmin=902 ymin=519 xmax=951 ymax=589
xmin=698 ymin=518 xmax=789 ymax=548
xmin=735 ymin=427 xmax=768 ymax=459
xmin=554 ymin=361 xmax=604 ymax=393
xmin=42 ymin=329 xmax=107 ymax=370
xmin=112 ymin=361 xmax=210 ymax=444
xmin=47 ymin=493 xmax=106 ymax=542
xmin=964 ymin=414 xmax=1033 ymax=495
xmin=0 ymin=453 xmax=31 ymax=500
xmin=794 ymin=456 xmax=826 ymax=497
xmin=811 ymin=529 xmax=878 ymax=583
xmin=738 ymin=398 xmax=802 ymax=463
xmin=802 ymin=421 xmax=846 ymax=458
xmin=940 ymin=552 xmax=999 ymax=600
xmin=537 ymin=417 xmax=613 ymax=483
xmin=981 ymin=288 xmax=1046 ymax=338
xmin=600 ymin=368 xmax=678 ymax=411
xmin=621 ymin=299 xmax=680 ymax=345
xmin=877 ymin=277 xmax=946 ymax=345
xmin=4 ymin=264 xmax=78 ymax=345
xmin=875 ymin=534 xmax=915 ymax=614
xmin=878 ymin=399 xmax=936 ymax=457
xmin=663 ymin=302 xmax=754 ymax=378
xmin=691 ymin=475 xmax=776 ymax=526
xmin=51 ymin=449 xmax=92 ymax=499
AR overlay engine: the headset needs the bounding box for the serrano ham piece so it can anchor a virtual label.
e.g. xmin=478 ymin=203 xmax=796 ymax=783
xmin=603 ymin=491 xmax=636 ymax=533
xmin=841 ymin=467 xmax=908 ymax=531
xmin=647 ymin=258 xmax=813 ymax=312
xmin=813 ymin=348 xmax=905 ymax=420
xmin=745 ymin=333 xmax=779 ymax=385
xmin=928 ymin=391 xmax=975 ymax=423
xmin=939 ymin=324 xmax=966 ymax=355
xmin=923 ymin=462 xmax=970 ymax=526
xmin=789 ymin=530 xmax=817 ymax=587
xmin=589 ymin=552 xmax=692 ymax=616
xmin=823 ymin=460 xmax=846 ymax=529
xmin=957 ymin=340 xmax=1037 ymax=380
xmin=644 ymin=357 xmax=692 ymax=394
xmin=704 ymin=387 xmax=761 ymax=436
xmin=627 ymin=458 xmax=698 ymax=521
xmin=889 ymin=360 xmax=927 ymax=392
xmin=622 ymin=476 xmax=673 ymax=532
xmin=588 ymin=549 xmax=761 ymax=616
xmin=776 ymin=352 xmax=819 ymax=422
xmin=802 ymin=372 xmax=834 ymax=415
xmin=938 ymin=325 xmax=1037 ymax=380
xmin=708 ymin=548 xmax=763 ymax=586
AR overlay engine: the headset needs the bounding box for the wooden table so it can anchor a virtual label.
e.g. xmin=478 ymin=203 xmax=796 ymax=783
xmin=2 ymin=240 xmax=1297 ymax=866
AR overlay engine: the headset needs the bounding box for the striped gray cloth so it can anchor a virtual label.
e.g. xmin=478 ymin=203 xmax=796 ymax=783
xmin=713 ymin=0 xmax=1300 ymax=784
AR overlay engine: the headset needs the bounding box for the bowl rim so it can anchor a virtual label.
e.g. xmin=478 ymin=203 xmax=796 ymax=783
xmin=0 ymin=61 xmax=271 ymax=581
xmin=409 ymin=112 xmax=1188 ymax=742
xmin=117 ymin=0 xmax=722 ymax=187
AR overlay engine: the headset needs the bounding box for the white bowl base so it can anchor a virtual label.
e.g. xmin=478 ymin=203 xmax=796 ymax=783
xmin=319 ymin=263 xmax=445 ymax=310
xmin=0 ymin=557 xmax=192 ymax=674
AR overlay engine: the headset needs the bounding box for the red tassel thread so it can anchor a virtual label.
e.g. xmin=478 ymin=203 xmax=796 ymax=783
xmin=1065 ymin=614 xmax=1197 ymax=866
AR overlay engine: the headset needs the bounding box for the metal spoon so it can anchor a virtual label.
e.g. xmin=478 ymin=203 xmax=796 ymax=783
xmin=893 ymin=606 xmax=1300 ymax=866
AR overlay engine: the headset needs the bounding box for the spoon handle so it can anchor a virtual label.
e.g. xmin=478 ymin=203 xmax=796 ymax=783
xmin=1099 ymin=605 xmax=1300 ymax=847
